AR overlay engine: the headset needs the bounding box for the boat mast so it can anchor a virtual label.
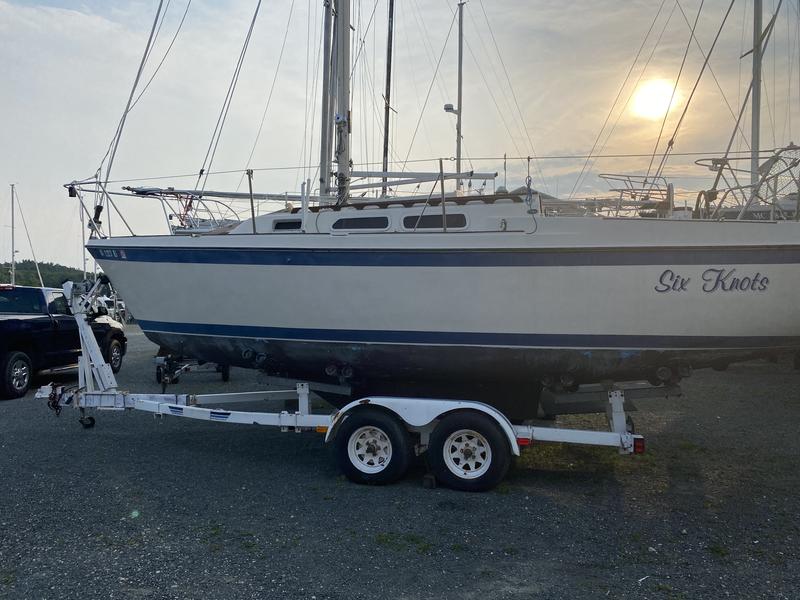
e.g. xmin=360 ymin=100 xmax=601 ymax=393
xmin=751 ymin=0 xmax=762 ymax=190
xmin=9 ymin=184 xmax=15 ymax=286
xmin=381 ymin=0 xmax=395 ymax=197
xmin=456 ymin=1 xmax=464 ymax=192
xmin=334 ymin=0 xmax=351 ymax=205
xmin=319 ymin=0 xmax=333 ymax=200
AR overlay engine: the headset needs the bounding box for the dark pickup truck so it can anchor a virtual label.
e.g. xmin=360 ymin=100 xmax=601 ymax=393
xmin=0 ymin=285 xmax=127 ymax=398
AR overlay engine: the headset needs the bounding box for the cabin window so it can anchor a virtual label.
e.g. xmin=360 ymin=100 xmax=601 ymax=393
xmin=403 ymin=213 xmax=467 ymax=230
xmin=273 ymin=219 xmax=302 ymax=230
xmin=332 ymin=216 xmax=389 ymax=230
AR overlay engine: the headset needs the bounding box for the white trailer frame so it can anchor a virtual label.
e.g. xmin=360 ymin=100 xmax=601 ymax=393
xmin=38 ymin=279 xmax=645 ymax=491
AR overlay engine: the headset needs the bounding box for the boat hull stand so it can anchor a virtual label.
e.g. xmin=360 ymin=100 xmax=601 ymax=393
xmin=38 ymin=280 xmax=646 ymax=492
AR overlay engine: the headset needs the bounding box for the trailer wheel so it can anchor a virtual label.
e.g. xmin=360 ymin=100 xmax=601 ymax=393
xmin=219 ymin=364 xmax=230 ymax=382
xmin=79 ymin=416 xmax=96 ymax=429
xmin=335 ymin=409 xmax=412 ymax=485
xmin=155 ymin=366 xmax=163 ymax=384
xmin=428 ymin=412 xmax=511 ymax=492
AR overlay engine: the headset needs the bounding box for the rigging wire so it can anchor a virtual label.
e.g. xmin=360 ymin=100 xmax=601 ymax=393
xmin=398 ymin=0 xmax=437 ymax=158
xmin=409 ymin=0 xmax=452 ymax=109
xmin=100 ymin=148 xmax=764 ymax=186
xmin=350 ymin=0 xmax=380 ymax=78
xmin=644 ymin=0 xmax=705 ymax=183
xmin=459 ymin=6 xmax=531 ymax=182
xmin=567 ymin=0 xmax=668 ymax=201
xmin=236 ymin=0 xmax=297 ymax=192
xmin=196 ymin=0 xmax=263 ymax=192
xmin=399 ymin=9 xmax=458 ymax=173
xmin=457 ymin=18 xmax=531 ymax=180
xmin=570 ymin=1 xmax=680 ymax=200
xmin=651 ymin=0 xmax=737 ymax=182
xmin=477 ymin=0 xmax=548 ymax=193
xmin=129 ymin=0 xmax=193 ymax=112
xmin=296 ymin=0 xmax=314 ymax=193
xmin=305 ymin=0 xmax=325 ymax=189
xmin=101 ymin=0 xmax=165 ymax=186
xmin=12 ymin=190 xmax=44 ymax=288
xmin=674 ymin=0 xmax=751 ymax=148
xmin=780 ymin=0 xmax=796 ymax=142
xmin=735 ymin=0 xmax=749 ymax=158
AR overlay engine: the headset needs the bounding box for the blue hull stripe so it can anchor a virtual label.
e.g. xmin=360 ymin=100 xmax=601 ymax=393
xmin=88 ymin=245 xmax=800 ymax=267
xmin=137 ymin=319 xmax=800 ymax=349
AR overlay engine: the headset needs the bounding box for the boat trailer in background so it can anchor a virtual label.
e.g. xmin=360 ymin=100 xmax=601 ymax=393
xmin=39 ymin=279 xmax=652 ymax=492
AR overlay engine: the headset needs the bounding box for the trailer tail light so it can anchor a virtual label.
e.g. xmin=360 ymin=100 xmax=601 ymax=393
xmin=516 ymin=437 xmax=532 ymax=447
xmin=633 ymin=436 xmax=645 ymax=454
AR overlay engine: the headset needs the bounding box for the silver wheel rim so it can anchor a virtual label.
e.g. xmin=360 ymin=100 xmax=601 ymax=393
xmin=110 ymin=344 xmax=122 ymax=368
xmin=443 ymin=429 xmax=492 ymax=480
xmin=10 ymin=359 xmax=30 ymax=392
xmin=347 ymin=425 xmax=393 ymax=474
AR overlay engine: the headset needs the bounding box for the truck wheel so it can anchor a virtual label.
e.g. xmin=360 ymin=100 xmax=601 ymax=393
xmin=1 ymin=351 xmax=33 ymax=399
xmin=335 ymin=409 xmax=412 ymax=485
xmin=105 ymin=339 xmax=124 ymax=373
xmin=428 ymin=412 xmax=511 ymax=492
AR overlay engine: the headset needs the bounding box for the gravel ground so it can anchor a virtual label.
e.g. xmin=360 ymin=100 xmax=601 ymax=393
xmin=2 ymin=325 xmax=800 ymax=599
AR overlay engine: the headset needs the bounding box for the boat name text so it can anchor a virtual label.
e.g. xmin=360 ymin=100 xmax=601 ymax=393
xmin=655 ymin=268 xmax=769 ymax=293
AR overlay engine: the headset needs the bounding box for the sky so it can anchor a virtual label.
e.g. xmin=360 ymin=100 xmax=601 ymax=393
xmin=1 ymin=0 xmax=798 ymax=270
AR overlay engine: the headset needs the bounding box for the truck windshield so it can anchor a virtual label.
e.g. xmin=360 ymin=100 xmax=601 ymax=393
xmin=0 ymin=288 xmax=45 ymax=314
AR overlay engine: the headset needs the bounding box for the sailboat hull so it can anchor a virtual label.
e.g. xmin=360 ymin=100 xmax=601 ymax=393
xmin=87 ymin=217 xmax=800 ymax=417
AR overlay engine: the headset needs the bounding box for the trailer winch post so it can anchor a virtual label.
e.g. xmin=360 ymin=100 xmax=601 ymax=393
xmin=64 ymin=279 xmax=118 ymax=394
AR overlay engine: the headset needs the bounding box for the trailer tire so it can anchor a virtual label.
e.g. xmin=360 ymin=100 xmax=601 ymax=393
xmin=1 ymin=351 xmax=33 ymax=399
xmin=335 ymin=409 xmax=412 ymax=486
xmin=220 ymin=364 xmax=230 ymax=382
xmin=428 ymin=411 xmax=511 ymax=492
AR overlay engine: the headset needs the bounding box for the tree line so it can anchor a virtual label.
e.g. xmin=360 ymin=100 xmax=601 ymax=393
xmin=0 ymin=260 xmax=93 ymax=288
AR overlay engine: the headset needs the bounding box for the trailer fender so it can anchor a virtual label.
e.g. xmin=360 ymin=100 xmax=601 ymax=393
xmin=325 ymin=397 xmax=521 ymax=456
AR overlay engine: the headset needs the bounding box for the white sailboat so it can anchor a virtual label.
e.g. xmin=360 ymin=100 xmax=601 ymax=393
xmin=74 ymin=1 xmax=800 ymax=420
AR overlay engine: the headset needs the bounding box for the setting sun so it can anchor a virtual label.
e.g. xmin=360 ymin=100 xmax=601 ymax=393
xmin=632 ymin=79 xmax=679 ymax=120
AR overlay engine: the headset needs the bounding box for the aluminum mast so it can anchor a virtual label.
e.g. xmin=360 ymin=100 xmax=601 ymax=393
xmin=10 ymin=184 xmax=15 ymax=286
xmin=456 ymin=1 xmax=464 ymax=192
xmin=319 ymin=0 xmax=333 ymax=200
xmin=334 ymin=0 xmax=351 ymax=204
xmin=751 ymin=0 xmax=762 ymax=190
xmin=380 ymin=0 xmax=395 ymax=197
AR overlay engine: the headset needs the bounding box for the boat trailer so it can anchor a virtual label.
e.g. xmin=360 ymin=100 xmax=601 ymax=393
xmin=38 ymin=279 xmax=651 ymax=492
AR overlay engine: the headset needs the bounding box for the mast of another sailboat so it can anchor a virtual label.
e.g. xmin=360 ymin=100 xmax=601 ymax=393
xmin=319 ymin=0 xmax=333 ymax=201
xmin=445 ymin=3 xmax=466 ymax=192
xmin=381 ymin=0 xmax=395 ymax=197
xmin=751 ymin=0 xmax=762 ymax=189
xmin=456 ymin=1 xmax=464 ymax=192
xmin=334 ymin=0 xmax=351 ymax=204
xmin=9 ymin=184 xmax=15 ymax=286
